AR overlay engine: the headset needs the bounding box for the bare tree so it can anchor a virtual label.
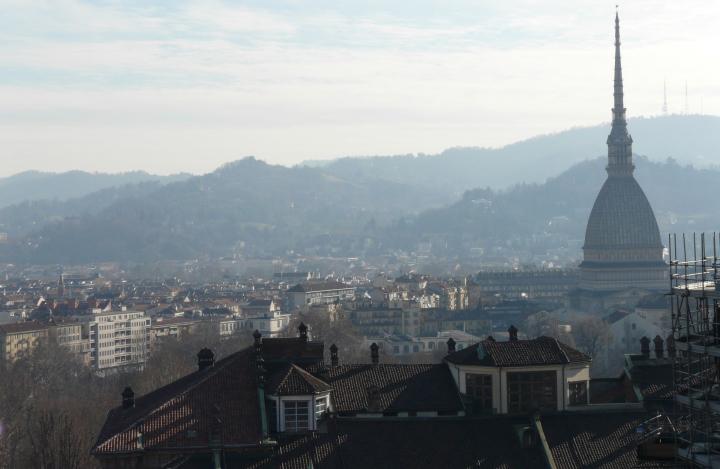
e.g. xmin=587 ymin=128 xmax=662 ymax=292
xmin=572 ymin=316 xmax=611 ymax=359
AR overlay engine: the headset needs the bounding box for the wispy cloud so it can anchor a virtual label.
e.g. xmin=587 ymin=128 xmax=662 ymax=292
xmin=0 ymin=0 xmax=719 ymax=175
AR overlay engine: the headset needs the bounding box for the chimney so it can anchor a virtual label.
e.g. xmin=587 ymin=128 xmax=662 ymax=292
xmin=446 ymin=337 xmax=456 ymax=354
xmin=298 ymin=322 xmax=308 ymax=342
xmin=640 ymin=336 xmax=650 ymax=358
xmin=330 ymin=343 xmax=339 ymax=366
xmin=666 ymin=334 xmax=676 ymax=358
xmin=197 ymin=348 xmax=215 ymax=371
xmin=508 ymin=325 xmax=518 ymax=341
xmin=653 ymin=335 xmax=664 ymax=358
xmin=366 ymin=385 xmax=381 ymax=413
xmin=486 ymin=336 xmax=496 ymax=342
xmin=122 ymin=386 xmax=135 ymax=409
xmin=253 ymin=329 xmax=262 ymax=348
xmin=370 ymin=343 xmax=379 ymax=365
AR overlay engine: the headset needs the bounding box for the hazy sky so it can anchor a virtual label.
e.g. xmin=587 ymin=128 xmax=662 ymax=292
xmin=1 ymin=1 xmax=718 ymax=176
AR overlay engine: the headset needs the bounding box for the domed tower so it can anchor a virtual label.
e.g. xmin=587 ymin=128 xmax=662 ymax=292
xmin=579 ymin=13 xmax=666 ymax=291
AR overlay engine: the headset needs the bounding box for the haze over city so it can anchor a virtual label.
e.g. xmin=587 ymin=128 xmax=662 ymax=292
xmin=3 ymin=3 xmax=720 ymax=468
xmin=2 ymin=0 xmax=720 ymax=176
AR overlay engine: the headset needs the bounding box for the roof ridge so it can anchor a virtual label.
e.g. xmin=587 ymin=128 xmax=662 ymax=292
xmin=553 ymin=337 xmax=571 ymax=364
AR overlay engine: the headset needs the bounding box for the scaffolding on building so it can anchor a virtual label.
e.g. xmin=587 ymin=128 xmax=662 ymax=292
xmin=671 ymin=233 xmax=720 ymax=468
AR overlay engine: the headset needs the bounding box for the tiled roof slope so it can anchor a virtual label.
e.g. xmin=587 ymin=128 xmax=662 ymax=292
xmin=445 ymin=336 xmax=591 ymax=367
xmin=308 ymin=363 xmax=463 ymax=413
xmin=173 ymin=418 xmax=542 ymax=468
xmin=93 ymin=347 xmax=263 ymax=455
xmin=262 ymin=337 xmax=324 ymax=363
xmin=267 ymin=363 xmax=332 ymax=396
xmin=542 ymin=411 xmax=675 ymax=468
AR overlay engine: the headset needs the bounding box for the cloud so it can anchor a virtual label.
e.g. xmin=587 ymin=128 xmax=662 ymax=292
xmin=0 ymin=0 xmax=719 ymax=176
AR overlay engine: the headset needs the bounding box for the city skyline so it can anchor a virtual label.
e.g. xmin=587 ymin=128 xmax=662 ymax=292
xmin=1 ymin=1 xmax=719 ymax=177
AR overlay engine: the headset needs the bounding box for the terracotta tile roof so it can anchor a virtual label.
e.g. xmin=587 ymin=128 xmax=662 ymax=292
xmin=267 ymin=364 xmax=332 ymax=396
xmin=445 ymin=336 xmax=591 ymax=367
xmin=307 ymin=363 xmax=463 ymax=413
xmin=93 ymin=347 xmax=263 ymax=455
xmin=541 ymin=411 xmax=676 ymax=468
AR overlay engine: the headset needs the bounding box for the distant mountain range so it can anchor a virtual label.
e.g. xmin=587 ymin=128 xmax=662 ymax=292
xmin=307 ymin=115 xmax=720 ymax=199
xmin=0 ymin=170 xmax=190 ymax=209
xmin=1 ymin=114 xmax=719 ymax=265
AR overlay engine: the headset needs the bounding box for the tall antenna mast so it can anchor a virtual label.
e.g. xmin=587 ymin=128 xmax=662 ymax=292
xmin=662 ymin=79 xmax=668 ymax=115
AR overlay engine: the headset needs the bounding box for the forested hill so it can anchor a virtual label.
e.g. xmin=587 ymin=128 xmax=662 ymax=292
xmin=0 ymin=170 xmax=190 ymax=208
xmin=310 ymin=115 xmax=720 ymax=199
xmin=0 ymin=158 xmax=442 ymax=263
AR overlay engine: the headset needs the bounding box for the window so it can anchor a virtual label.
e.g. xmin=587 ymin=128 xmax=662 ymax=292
xmin=315 ymin=397 xmax=328 ymax=420
xmin=466 ymin=374 xmax=493 ymax=412
xmin=507 ymin=371 xmax=557 ymax=413
xmin=569 ymin=381 xmax=588 ymax=406
xmin=283 ymin=401 xmax=309 ymax=432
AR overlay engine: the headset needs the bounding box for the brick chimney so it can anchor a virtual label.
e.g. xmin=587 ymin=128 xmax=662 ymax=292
xmin=370 ymin=343 xmax=379 ymax=365
xmin=508 ymin=325 xmax=518 ymax=341
xmin=122 ymin=386 xmax=135 ymax=409
xmin=298 ymin=322 xmax=308 ymax=342
xmin=253 ymin=329 xmax=262 ymax=348
xmin=330 ymin=343 xmax=339 ymax=367
xmin=666 ymin=334 xmax=676 ymax=358
xmin=640 ymin=336 xmax=650 ymax=358
xmin=197 ymin=348 xmax=215 ymax=371
xmin=653 ymin=335 xmax=664 ymax=358
xmin=446 ymin=337 xmax=456 ymax=354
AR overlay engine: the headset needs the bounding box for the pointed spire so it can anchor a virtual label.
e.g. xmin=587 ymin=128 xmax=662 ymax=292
xmin=607 ymin=9 xmax=634 ymax=176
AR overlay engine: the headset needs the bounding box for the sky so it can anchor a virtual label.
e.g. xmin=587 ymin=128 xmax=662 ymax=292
xmin=1 ymin=0 xmax=719 ymax=177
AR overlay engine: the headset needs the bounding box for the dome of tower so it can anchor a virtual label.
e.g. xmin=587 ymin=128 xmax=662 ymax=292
xmin=583 ymin=175 xmax=662 ymax=250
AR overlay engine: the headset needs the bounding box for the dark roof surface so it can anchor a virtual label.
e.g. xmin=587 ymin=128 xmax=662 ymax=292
xmin=542 ymin=411 xmax=675 ymax=468
xmin=93 ymin=347 xmax=263 ymax=455
xmin=308 ymin=363 xmax=464 ymax=413
xmin=185 ymin=418 xmax=544 ymax=469
xmin=445 ymin=336 xmax=591 ymax=367
xmin=267 ymin=363 xmax=332 ymax=396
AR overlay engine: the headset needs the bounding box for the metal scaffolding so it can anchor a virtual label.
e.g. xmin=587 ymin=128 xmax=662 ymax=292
xmin=671 ymin=233 xmax=720 ymax=468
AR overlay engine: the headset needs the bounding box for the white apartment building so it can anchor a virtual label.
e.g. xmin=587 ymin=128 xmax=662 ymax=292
xmin=89 ymin=310 xmax=150 ymax=374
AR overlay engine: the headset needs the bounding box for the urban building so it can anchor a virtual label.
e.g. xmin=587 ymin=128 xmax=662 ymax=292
xmin=92 ymin=323 xmax=670 ymax=468
xmin=89 ymin=310 xmax=150 ymax=374
xmin=0 ymin=321 xmax=49 ymax=362
xmin=286 ymin=281 xmax=355 ymax=310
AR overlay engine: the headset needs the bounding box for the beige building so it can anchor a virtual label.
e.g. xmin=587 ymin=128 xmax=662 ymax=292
xmin=89 ymin=310 xmax=150 ymax=373
xmin=0 ymin=322 xmax=49 ymax=362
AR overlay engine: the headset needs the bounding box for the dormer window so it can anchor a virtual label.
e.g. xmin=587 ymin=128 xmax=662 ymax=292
xmin=283 ymin=400 xmax=309 ymax=432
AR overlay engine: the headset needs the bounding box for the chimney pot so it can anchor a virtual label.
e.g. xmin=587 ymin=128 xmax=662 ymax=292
xmin=640 ymin=336 xmax=651 ymax=357
xmin=330 ymin=343 xmax=339 ymax=366
xmin=508 ymin=325 xmax=518 ymax=341
xmin=653 ymin=335 xmax=664 ymax=358
xmin=370 ymin=342 xmax=379 ymax=365
xmin=446 ymin=337 xmax=456 ymax=353
xmin=666 ymin=334 xmax=676 ymax=358
xmin=121 ymin=386 xmax=135 ymax=409
xmin=197 ymin=348 xmax=215 ymax=371
xmin=298 ymin=322 xmax=308 ymax=341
